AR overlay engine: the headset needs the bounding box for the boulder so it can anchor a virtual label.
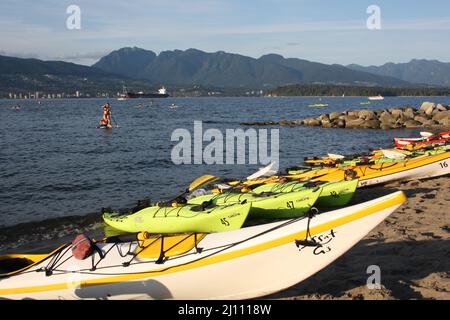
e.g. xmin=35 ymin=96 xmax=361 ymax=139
xmin=432 ymin=110 xmax=450 ymax=122
xmin=426 ymin=106 xmax=435 ymax=116
xmin=279 ymin=120 xmax=294 ymax=126
xmin=380 ymin=122 xmax=402 ymax=129
xmin=420 ymin=102 xmax=436 ymax=113
xmin=396 ymin=113 xmax=413 ymax=126
xmin=414 ymin=115 xmax=430 ymax=124
xmin=345 ymin=118 xmax=366 ymax=129
xmin=318 ymin=114 xmax=330 ymax=121
xmin=322 ymin=119 xmax=334 ymax=128
xmin=379 ymin=111 xmax=395 ymax=124
xmin=439 ymin=117 xmax=450 ymax=126
xmin=436 ymin=104 xmax=447 ymax=111
xmin=304 ymin=118 xmax=321 ymax=126
xmin=344 ymin=115 xmax=359 ymax=122
xmin=358 ymin=109 xmax=375 ymax=120
xmin=380 ymin=123 xmax=394 ymax=130
xmin=403 ymin=107 xmax=416 ymax=119
xmin=329 ymin=112 xmax=343 ymax=121
xmin=336 ymin=119 xmax=346 ymax=128
xmin=390 ymin=108 xmax=404 ymax=118
xmin=404 ymin=120 xmax=421 ymax=128
xmin=362 ymin=119 xmax=381 ymax=129
xmin=421 ymin=119 xmax=439 ymax=127
xmin=347 ymin=111 xmax=360 ymax=118
xmin=373 ymin=109 xmax=385 ymax=117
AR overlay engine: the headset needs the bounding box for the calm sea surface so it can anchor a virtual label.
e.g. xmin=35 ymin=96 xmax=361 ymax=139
xmin=1 ymin=96 xmax=449 ymax=247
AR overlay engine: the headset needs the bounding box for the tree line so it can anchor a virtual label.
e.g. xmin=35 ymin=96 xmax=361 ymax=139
xmin=267 ymin=84 xmax=450 ymax=97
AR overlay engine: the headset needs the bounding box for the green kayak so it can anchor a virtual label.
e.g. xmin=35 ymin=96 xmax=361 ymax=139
xmin=103 ymin=202 xmax=251 ymax=234
xmin=187 ymin=187 xmax=322 ymax=219
xmin=251 ymin=179 xmax=359 ymax=207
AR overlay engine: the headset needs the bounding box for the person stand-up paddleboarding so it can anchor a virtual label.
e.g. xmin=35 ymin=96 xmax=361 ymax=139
xmin=99 ymin=103 xmax=113 ymax=129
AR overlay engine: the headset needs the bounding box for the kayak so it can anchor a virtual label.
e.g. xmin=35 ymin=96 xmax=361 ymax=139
xmin=222 ymin=147 xmax=449 ymax=191
xmin=394 ymin=131 xmax=450 ymax=148
xmin=187 ymin=187 xmax=322 ymax=219
xmin=309 ymin=103 xmax=328 ymax=107
xmin=309 ymin=150 xmax=450 ymax=187
xmin=103 ymin=202 xmax=251 ymax=233
xmin=0 ymin=191 xmax=406 ymax=300
xmin=302 ymin=146 xmax=449 ymax=167
xmin=251 ymin=179 xmax=359 ymax=207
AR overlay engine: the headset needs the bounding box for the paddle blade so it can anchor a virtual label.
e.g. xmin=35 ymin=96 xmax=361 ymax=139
xmin=380 ymin=149 xmax=407 ymax=159
xmin=327 ymin=153 xmax=345 ymax=160
xmin=246 ymin=161 xmax=278 ymax=180
xmin=188 ymin=175 xmax=219 ymax=192
xmin=420 ymin=131 xmax=433 ymax=138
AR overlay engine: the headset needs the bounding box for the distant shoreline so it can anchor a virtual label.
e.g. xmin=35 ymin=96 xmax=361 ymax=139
xmin=1 ymin=95 xmax=450 ymax=101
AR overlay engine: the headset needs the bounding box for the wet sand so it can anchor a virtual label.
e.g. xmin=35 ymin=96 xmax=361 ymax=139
xmin=268 ymin=176 xmax=450 ymax=300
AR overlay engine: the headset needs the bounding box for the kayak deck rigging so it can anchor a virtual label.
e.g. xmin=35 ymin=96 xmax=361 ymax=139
xmin=0 ymin=215 xmax=309 ymax=279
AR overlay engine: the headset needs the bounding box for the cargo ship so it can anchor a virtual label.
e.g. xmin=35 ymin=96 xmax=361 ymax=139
xmin=117 ymin=86 xmax=169 ymax=100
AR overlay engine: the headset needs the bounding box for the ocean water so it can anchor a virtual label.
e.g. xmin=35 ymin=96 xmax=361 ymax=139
xmin=1 ymin=96 xmax=449 ymax=250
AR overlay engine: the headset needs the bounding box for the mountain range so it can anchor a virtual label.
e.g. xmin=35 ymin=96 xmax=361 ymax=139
xmin=347 ymin=59 xmax=450 ymax=87
xmin=0 ymin=54 xmax=150 ymax=95
xmin=1 ymin=48 xmax=450 ymax=96
xmin=92 ymin=47 xmax=410 ymax=88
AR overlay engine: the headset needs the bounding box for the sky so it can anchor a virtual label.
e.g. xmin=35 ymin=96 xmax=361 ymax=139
xmin=0 ymin=0 xmax=449 ymax=66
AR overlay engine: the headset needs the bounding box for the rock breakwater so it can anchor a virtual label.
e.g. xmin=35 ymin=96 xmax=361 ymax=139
xmin=242 ymin=102 xmax=450 ymax=129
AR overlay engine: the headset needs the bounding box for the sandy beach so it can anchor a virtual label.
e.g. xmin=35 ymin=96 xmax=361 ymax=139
xmin=267 ymin=175 xmax=450 ymax=300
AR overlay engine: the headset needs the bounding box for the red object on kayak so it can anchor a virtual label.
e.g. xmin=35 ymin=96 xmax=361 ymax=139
xmin=71 ymin=234 xmax=94 ymax=260
xmin=394 ymin=131 xmax=450 ymax=148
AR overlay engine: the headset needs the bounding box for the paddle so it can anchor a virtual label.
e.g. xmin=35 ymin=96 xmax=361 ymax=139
xmin=327 ymin=153 xmax=345 ymax=160
xmin=110 ymin=113 xmax=119 ymax=128
xmin=420 ymin=131 xmax=433 ymax=138
xmin=246 ymin=162 xmax=278 ymax=180
xmin=160 ymin=175 xmax=220 ymax=206
xmin=379 ymin=149 xmax=407 ymax=159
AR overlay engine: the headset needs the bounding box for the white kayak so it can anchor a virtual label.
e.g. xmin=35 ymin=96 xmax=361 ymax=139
xmin=0 ymin=191 xmax=406 ymax=300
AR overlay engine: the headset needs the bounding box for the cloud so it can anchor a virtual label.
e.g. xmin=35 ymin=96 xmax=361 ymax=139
xmin=0 ymin=50 xmax=40 ymax=59
xmin=50 ymin=51 xmax=108 ymax=61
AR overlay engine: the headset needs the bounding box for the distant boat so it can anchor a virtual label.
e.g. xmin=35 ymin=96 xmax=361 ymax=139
xmin=118 ymin=86 xmax=169 ymax=100
xmin=368 ymin=95 xmax=384 ymax=101
xmin=308 ymin=103 xmax=329 ymax=107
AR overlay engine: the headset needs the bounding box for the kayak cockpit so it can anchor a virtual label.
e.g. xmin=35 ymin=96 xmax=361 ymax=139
xmin=0 ymin=254 xmax=45 ymax=277
xmin=0 ymin=244 xmax=69 ymax=278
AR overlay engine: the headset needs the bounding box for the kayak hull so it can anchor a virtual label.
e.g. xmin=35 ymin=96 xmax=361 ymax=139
xmin=103 ymin=203 xmax=251 ymax=233
xmin=0 ymin=192 xmax=406 ymax=300
xmin=251 ymin=180 xmax=358 ymax=207
xmin=394 ymin=131 xmax=450 ymax=148
xmin=312 ymin=152 xmax=450 ymax=187
xmin=188 ymin=188 xmax=322 ymax=219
